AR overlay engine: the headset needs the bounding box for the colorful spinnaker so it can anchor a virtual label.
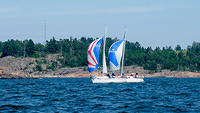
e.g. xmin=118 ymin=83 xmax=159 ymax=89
xmin=88 ymin=37 xmax=103 ymax=72
xmin=108 ymin=39 xmax=125 ymax=71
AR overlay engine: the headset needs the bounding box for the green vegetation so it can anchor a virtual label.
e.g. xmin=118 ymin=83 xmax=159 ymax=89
xmin=35 ymin=64 xmax=43 ymax=72
xmin=47 ymin=61 xmax=58 ymax=71
xmin=0 ymin=41 xmax=2 ymax=54
xmin=1 ymin=37 xmax=200 ymax=72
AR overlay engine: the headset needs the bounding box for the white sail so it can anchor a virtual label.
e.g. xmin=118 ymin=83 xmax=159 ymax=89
xmin=102 ymin=27 xmax=108 ymax=74
xmin=103 ymin=36 xmax=107 ymax=74
xmin=108 ymin=40 xmax=125 ymax=71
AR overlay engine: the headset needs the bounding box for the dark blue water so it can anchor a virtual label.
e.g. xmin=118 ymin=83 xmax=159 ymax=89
xmin=0 ymin=78 xmax=200 ymax=113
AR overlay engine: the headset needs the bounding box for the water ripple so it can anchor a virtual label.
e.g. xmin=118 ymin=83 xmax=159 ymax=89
xmin=0 ymin=78 xmax=200 ymax=112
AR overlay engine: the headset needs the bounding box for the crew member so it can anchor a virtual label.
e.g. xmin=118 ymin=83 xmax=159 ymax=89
xmin=130 ymin=73 xmax=134 ymax=77
xmin=135 ymin=73 xmax=139 ymax=78
xmin=112 ymin=73 xmax=115 ymax=78
xmin=107 ymin=74 xmax=111 ymax=78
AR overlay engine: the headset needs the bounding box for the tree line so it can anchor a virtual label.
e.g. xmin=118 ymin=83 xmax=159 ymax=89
xmin=0 ymin=37 xmax=200 ymax=72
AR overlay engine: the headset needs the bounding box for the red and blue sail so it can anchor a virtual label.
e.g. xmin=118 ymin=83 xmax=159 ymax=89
xmin=87 ymin=37 xmax=103 ymax=72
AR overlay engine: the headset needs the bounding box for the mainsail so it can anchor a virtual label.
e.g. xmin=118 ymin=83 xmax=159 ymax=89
xmin=102 ymin=36 xmax=107 ymax=74
xmin=108 ymin=39 xmax=125 ymax=71
xmin=88 ymin=37 xmax=103 ymax=72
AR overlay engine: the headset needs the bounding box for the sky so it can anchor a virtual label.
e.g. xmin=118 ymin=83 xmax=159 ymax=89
xmin=0 ymin=0 xmax=200 ymax=48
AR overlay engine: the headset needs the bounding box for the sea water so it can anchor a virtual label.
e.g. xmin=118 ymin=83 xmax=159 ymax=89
xmin=0 ymin=78 xmax=200 ymax=112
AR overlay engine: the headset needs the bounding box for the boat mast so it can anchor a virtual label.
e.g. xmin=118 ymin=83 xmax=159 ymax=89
xmin=121 ymin=32 xmax=126 ymax=76
xmin=102 ymin=27 xmax=108 ymax=74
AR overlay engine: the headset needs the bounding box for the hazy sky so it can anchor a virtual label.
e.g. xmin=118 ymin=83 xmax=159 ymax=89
xmin=0 ymin=0 xmax=200 ymax=48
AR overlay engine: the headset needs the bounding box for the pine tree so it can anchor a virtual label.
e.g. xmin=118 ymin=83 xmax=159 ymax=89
xmin=26 ymin=39 xmax=35 ymax=57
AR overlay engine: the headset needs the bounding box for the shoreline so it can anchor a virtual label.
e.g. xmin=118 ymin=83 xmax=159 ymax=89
xmin=1 ymin=56 xmax=200 ymax=79
xmin=1 ymin=72 xmax=200 ymax=79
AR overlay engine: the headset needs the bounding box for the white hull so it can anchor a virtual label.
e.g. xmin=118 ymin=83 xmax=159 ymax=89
xmin=91 ymin=75 xmax=144 ymax=83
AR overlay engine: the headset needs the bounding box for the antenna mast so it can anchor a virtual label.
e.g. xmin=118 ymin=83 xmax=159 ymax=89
xmin=44 ymin=22 xmax=46 ymax=45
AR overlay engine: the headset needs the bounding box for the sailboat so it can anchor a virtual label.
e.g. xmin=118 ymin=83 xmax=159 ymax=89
xmin=88 ymin=32 xmax=144 ymax=83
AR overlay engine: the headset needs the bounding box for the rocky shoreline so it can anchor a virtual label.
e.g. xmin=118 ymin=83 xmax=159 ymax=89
xmin=1 ymin=55 xmax=200 ymax=79
xmin=1 ymin=71 xmax=200 ymax=79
